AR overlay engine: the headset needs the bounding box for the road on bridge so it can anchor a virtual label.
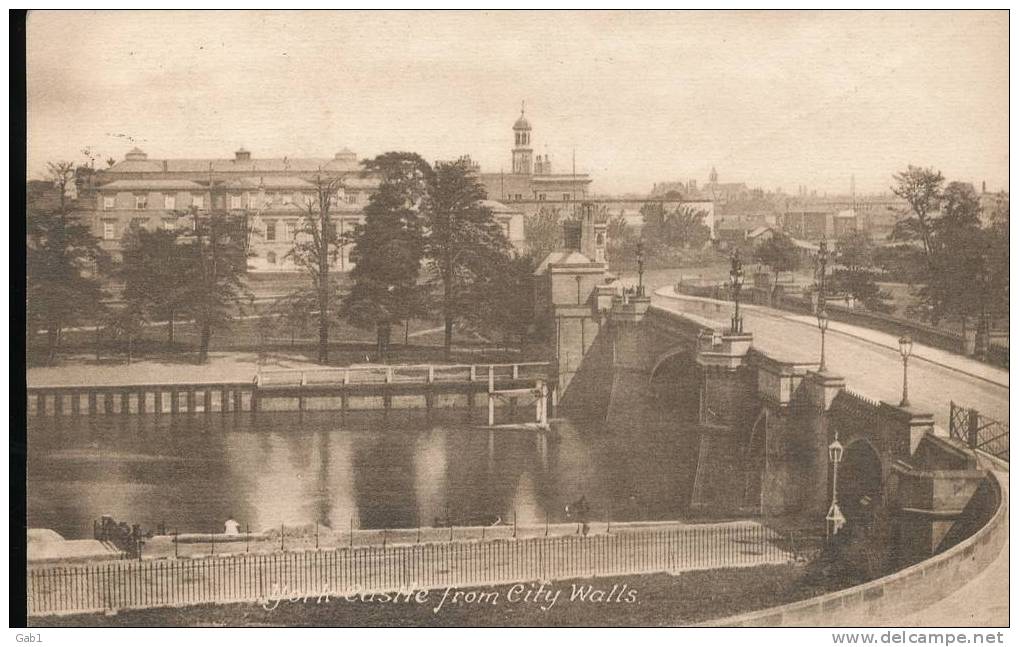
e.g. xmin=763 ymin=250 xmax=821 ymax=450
xmin=652 ymin=288 xmax=1009 ymax=431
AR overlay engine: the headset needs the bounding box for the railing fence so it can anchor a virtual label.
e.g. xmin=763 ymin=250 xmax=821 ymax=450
xmin=28 ymin=523 xmax=791 ymax=617
xmin=949 ymin=402 xmax=1009 ymax=461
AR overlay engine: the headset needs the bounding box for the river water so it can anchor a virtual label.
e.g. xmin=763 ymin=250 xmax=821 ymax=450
xmin=28 ymin=394 xmax=702 ymax=539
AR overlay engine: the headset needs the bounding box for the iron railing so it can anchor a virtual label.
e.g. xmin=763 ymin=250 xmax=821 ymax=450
xmin=27 ymin=522 xmax=791 ymax=617
xmin=950 ymin=402 xmax=1009 ymax=461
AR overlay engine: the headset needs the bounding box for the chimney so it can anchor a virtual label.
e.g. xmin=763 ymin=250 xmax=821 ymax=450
xmin=982 ymin=181 xmax=987 ymax=194
xmin=162 ymin=160 xmax=168 ymax=172
xmin=235 ymin=147 xmax=251 ymax=162
xmin=563 ymin=220 xmax=582 ymax=251
xmin=580 ymin=204 xmax=596 ymax=261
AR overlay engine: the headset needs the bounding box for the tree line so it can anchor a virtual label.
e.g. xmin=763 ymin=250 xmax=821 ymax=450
xmin=745 ymin=166 xmax=1009 ymax=330
xmin=26 ymin=153 xmax=533 ymax=365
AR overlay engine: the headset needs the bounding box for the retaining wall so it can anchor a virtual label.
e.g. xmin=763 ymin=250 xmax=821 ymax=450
xmin=704 ymin=468 xmax=1007 ymax=627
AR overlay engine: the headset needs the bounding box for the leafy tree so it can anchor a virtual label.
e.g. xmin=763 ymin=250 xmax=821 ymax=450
xmin=103 ymin=303 xmax=146 ymax=364
xmin=640 ymin=202 xmax=711 ymax=253
xmin=268 ymin=289 xmax=317 ymax=347
xmin=461 ymin=253 xmax=534 ymax=347
xmin=286 ymin=173 xmax=345 ymax=364
xmin=185 ymin=208 xmax=251 ymax=363
xmin=829 ymin=231 xmax=890 ymax=310
xmin=343 ymin=153 xmax=431 ymax=361
xmin=26 ymin=162 xmax=107 ymax=363
xmin=874 ymin=243 xmax=927 ymax=285
xmin=606 ymin=211 xmax=628 ymax=242
xmin=424 ymin=157 xmax=511 ymax=359
xmin=834 ymin=231 xmax=874 ymax=273
xmin=890 ymin=165 xmax=944 ymax=264
xmin=925 ymin=182 xmax=988 ymax=325
xmin=119 ymin=225 xmax=191 ymax=344
xmin=523 ymin=206 xmax=566 ymax=263
xmin=753 ymin=232 xmax=801 ymax=282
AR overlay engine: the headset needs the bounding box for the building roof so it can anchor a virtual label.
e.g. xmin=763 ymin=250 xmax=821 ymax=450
xmin=532 ymin=250 xmax=598 ymax=275
xmin=479 ymin=199 xmax=521 ymax=215
xmin=219 ymin=176 xmax=316 ymax=190
xmin=100 ymin=179 xmax=206 ymax=191
xmin=105 ymin=156 xmax=362 ymax=175
xmin=530 ymin=174 xmax=593 ymax=184
xmin=514 ymin=113 xmax=531 ymax=130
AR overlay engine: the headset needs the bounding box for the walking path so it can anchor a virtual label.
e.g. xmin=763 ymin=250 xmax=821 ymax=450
xmin=653 ymin=288 xmax=1009 ymax=429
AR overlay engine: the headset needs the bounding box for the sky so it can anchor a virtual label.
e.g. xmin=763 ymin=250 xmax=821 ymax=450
xmin=26 ymin=10 xmax=1009 ymax=196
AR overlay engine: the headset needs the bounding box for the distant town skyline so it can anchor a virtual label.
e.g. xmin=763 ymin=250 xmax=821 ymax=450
xmin=27 ymin=10 xmax=1008 ymax=195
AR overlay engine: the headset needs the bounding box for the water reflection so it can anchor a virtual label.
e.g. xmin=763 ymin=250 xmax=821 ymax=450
xmin=28 ymin=402 xmax=702 ymax=539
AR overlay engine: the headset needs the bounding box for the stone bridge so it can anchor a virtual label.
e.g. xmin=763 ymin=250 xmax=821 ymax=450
xmin=553 ymin=293 xmax=996 ymax=569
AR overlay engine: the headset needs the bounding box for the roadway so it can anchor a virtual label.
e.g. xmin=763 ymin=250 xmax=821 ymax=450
xmin=651 ymin=287 xmax=1009 ymax=431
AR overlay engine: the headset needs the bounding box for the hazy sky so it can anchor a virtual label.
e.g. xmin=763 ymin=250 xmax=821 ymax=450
xmin=26 ymin=10 xmax=1008 ymax=195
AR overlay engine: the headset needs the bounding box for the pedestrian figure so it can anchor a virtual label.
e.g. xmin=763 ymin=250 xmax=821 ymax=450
xmin=224 ymin=516 xmax=240 ymax=536
xmin=566 ymin=496 xmax=591 ymax=536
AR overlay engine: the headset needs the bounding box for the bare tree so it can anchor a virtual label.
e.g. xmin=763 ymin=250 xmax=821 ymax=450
xmin=286 ymin=172 xmax=345 ymax=364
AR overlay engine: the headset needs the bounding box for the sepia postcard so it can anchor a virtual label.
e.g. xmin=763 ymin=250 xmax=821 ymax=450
xmin=15 ymin=8 xmax=1010 ymax=638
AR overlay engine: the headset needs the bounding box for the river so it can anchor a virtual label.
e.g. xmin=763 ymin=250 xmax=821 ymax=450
xmin=27 ymin=397 xmax=703 ymax=539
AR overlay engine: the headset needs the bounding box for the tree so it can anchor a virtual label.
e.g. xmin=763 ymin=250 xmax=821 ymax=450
xmin=829 ymin=231 xmax=889 ymax=310
xmin=523 ymin=205 xmax=567 ymax=263
xmin=424 ymin=157 xmax=511 ymax=359
xmin=460 ymin=253 xmax=534 ymax=347
xmin=268 ymin=289 xmax=317 ymax=347
xmin=924 ymin=182 xmax=987 ymax=325
xmin=640 ymin=202 xmax=711 ymax=255
xmin=342 ymin=153 xmax=431 ymax=361
xmin=185 ymin=207 xmax=251 ymax=363
xmin=753 ymin=232 xmax=801 ymax=282
xmin=119 ymin=225 xmax=191 ymax=345
xmin=104 ymin=303 xmax=146 ymax=364
xmin=286 ymin=173 xmax=345 ymax=364
xmin=26 ymin=162 xmax=107 ymax=363
xmin=890 ymin=165 xmax=944 ymax=263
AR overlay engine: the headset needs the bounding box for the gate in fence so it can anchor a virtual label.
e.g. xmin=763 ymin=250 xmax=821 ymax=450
xmin=28 ymin=523 xmax=792 ymax=617
xmin=949 ymin=402 xmax=1009 ymax=461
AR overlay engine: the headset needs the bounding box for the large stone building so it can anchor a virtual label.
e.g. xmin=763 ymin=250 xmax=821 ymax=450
xmin=90 ymin=143 xmax=526 ymax=273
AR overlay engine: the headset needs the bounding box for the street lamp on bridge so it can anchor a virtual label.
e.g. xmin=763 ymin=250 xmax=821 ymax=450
xmin=729 ymin=248 xmax=744 ymax=334
xmin=816 ymin=308 xmax=829 ymax=372
xmin=636 ymin=239 xmax=645 ymax=297
xmin=898 ymin=335 xmax=913 ymax=408
xmin=826 ymin=434 xmax=846 ymax=539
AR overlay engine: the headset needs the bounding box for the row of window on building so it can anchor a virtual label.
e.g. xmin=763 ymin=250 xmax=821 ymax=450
xmin=504 ymin=192 xmax=576 ymax=202
xmin=101 ymin=191 xmax=362 ymax=212
xmin=99 ymin=215 xmax=360 ymax=242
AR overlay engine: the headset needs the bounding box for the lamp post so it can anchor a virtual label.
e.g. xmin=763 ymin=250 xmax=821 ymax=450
xmin=815 ymin=235 xmax=830 ymax=312
xmin=826 ymin=434 xmax=846 ymax=539
xmin=898 ymin=335 xmax=913 ymax=408
xmin=729 ymin=248 xmax=744 ymax=334
xmin=636 ymin=239 xmax=645 ymax=297
xmin=816 ymin=308 xmax=829 ymax=372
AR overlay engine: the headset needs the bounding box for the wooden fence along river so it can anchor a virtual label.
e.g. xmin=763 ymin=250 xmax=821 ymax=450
xmin=27 ymin=362 xmax=553 ymax=423
xmin=27 ymin=522 xmax=793 ymax=617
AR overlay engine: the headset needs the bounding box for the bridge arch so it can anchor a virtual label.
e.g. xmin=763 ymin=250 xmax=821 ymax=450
xmin=648 ymin=346 xmax=696 ymax=385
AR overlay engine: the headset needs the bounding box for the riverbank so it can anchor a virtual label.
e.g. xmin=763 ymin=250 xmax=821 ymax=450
xmin=31 ymin=564 xmax=834 ymax=627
